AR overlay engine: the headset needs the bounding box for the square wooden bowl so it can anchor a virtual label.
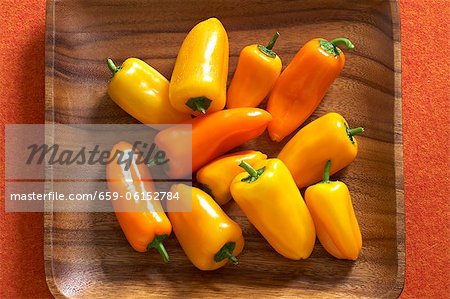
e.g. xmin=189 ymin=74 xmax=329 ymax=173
xmin=44 ymin=0 xmax=404 ymax=297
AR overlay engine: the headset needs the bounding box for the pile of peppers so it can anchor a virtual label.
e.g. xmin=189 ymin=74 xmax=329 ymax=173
xmin=106 ymin=17 xmax=365 ymax=270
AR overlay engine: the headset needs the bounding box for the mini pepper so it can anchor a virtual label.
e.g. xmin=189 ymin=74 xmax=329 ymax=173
xmin=107 ymin=58 xmax=191 ymax=126
xmin=230 ymin=159 xmax=316 ymax=260
xmin=305 ymin=161 xmax=362 ymax=260
xmin=155 ymin=108 xmax=272 ymax=178
xmin=278 ymin=112 xmax=364 ymax=188
xmin=227 ymin=32 xmax=282 ymax=108
xmin=267 ymin=37 xmax=354 ymax=141
xmin=196 ymin=150 xmax=267 ymax=205
xmin=106 ymin=142 xmax=172 ymax=262
xmin=169 ymin=18 xmax=229 ymax=115
xmin=167 ymin=184 xmax=244 ymax=270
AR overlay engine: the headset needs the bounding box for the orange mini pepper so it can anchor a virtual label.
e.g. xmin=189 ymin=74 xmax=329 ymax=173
xmin=227 ymin=33 xmax=282 ymax=108
xmin=305 ymin=161 xmax=362 ymax=260
xmin=278 ymin=112 xmax=364 ymax=188
xmin=168 ymin=184 xmax=244 ymax=270
xmin=267 ymin=37 xmax=354 ymax=141
xmin=106 ymin=142 xmax=172 ymax=262
xmin=196 ymin=150 xmax=267 ymax=205
xmin=155 ymin=108 xmax=272 ymax=178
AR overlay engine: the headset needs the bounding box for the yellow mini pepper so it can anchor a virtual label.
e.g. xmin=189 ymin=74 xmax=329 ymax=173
xmin=227 ymin=33 xmax=282 ymax=108
xmin=107 ymin=58 xmax=191 ymax=126
xmin=230 ymin=159 xmax=316 ymax=260
xmin=169 ymin=18 xmax=229 ymax=115
xmin=168 ymin=184 xmax=244 ymax=271
xmin=196 ymin=150 xmax=267 ymax=205
xmin=305 ymin=161 xmax=362 ymax=260
xmin=278 ymin=112 xmax=364 ymax=188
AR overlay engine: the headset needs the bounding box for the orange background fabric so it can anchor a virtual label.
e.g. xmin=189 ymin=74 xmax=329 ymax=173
xmin=0 ymin=0 xmax=448 ymax=298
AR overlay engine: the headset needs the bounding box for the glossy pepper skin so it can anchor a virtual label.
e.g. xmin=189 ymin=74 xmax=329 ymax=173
xmin=167 ymin=184 xmax=244 ymax=270
xmin=305 ymin=161 xmax=362 ymax=260
xmin=278 ymin=112 xmax=364 ymax=188
xmin=267 ymin=37 xmax=354 ymax=142
xmin=107 ymin=58 xmax=190 ymax=127
xmin=155 ymin=108 xmax=272 ymax=178
xmin=106 ymin=142 xmax=172 ymax=262
xmin=196 ymin=150 xmax=267 ymax=205
xmin=227 ymin=33 xmax=282 ymax=108
xmin=169 ymin=18 xmax=229 ymax=115
xmin=230 ymin=159 xmax=316 ymax=260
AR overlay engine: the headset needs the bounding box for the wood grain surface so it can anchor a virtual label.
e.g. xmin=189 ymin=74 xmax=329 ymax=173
xmin=44 ymin=0 xmax=404 ymax=297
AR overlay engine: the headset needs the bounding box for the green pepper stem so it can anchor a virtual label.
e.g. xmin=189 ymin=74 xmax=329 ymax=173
xmin=214 ymin=241 xmax=238 ymax=264
xmin=239 ymin=161 xmax=258 ymax=178
xmin=154 ymin=242 xmax=169 ymax=263
xmin=257 ymin=32 xmax=279 ymax=58
xmin=348 ymin=127 xmax=364 ymax=137
xmin=107 ymin=58 xmax=119 ymax=75
xmin=185 ymin=97 xmax=212 ymax=114
xmin=224 ymin=250 xmax=238 ymax=265
xmin=323 ymin=160 xmax=331 ymax=183
xmin=331 ymin=38 xmax=355 ymax=50
xmin=147 ymin=159 xmax=156 ymax=167
xmin=147 ymin=234 xmax=169 ymax=263
xmin=197 ymin=103 xmax=206 ymax=114
xmin=266 ymin=32 xmax=280 ymax=50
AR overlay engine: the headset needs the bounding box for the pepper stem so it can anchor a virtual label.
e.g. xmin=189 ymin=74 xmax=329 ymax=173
xmin=239 ymin=161 xmax=265 ymax=183
xmin=107 ymin=58 xmax=120 ymax=75
xmin=214 ymin=241 xmax=238 ymax=265
xmin=147 ymin=234 xmax=169 ymax=263
xmin=323 ymin=160 xmax=331 ymax=183
xmin=239 ymin=161 xmax=258 ymax=178
xmin=153 ymin=242 xmax=169 ymax=263
xmin=257 ymin=32 xmax=279 ymax=58
xmin=331 ymin=38 xmax=355 ymax=50
xmin=224 ymin=250 xmax=239 ymax=265
xmin=348 ymin=127 xmax=364 ymax=137
xmin=196 ymin=103 xmax=205 ymax=114
xmin=266 ymin=32 xmax=280 ymax=50
xmin=185 ymin=97 xmax=212 ymax=114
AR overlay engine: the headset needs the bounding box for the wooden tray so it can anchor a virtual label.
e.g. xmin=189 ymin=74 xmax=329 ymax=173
xmin=44 ymin=0 xmax=404 ymax=297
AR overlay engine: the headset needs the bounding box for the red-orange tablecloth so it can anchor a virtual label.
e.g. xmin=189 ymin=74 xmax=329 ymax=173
xmin=1 ymin=0 xmax=448 ymax=298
